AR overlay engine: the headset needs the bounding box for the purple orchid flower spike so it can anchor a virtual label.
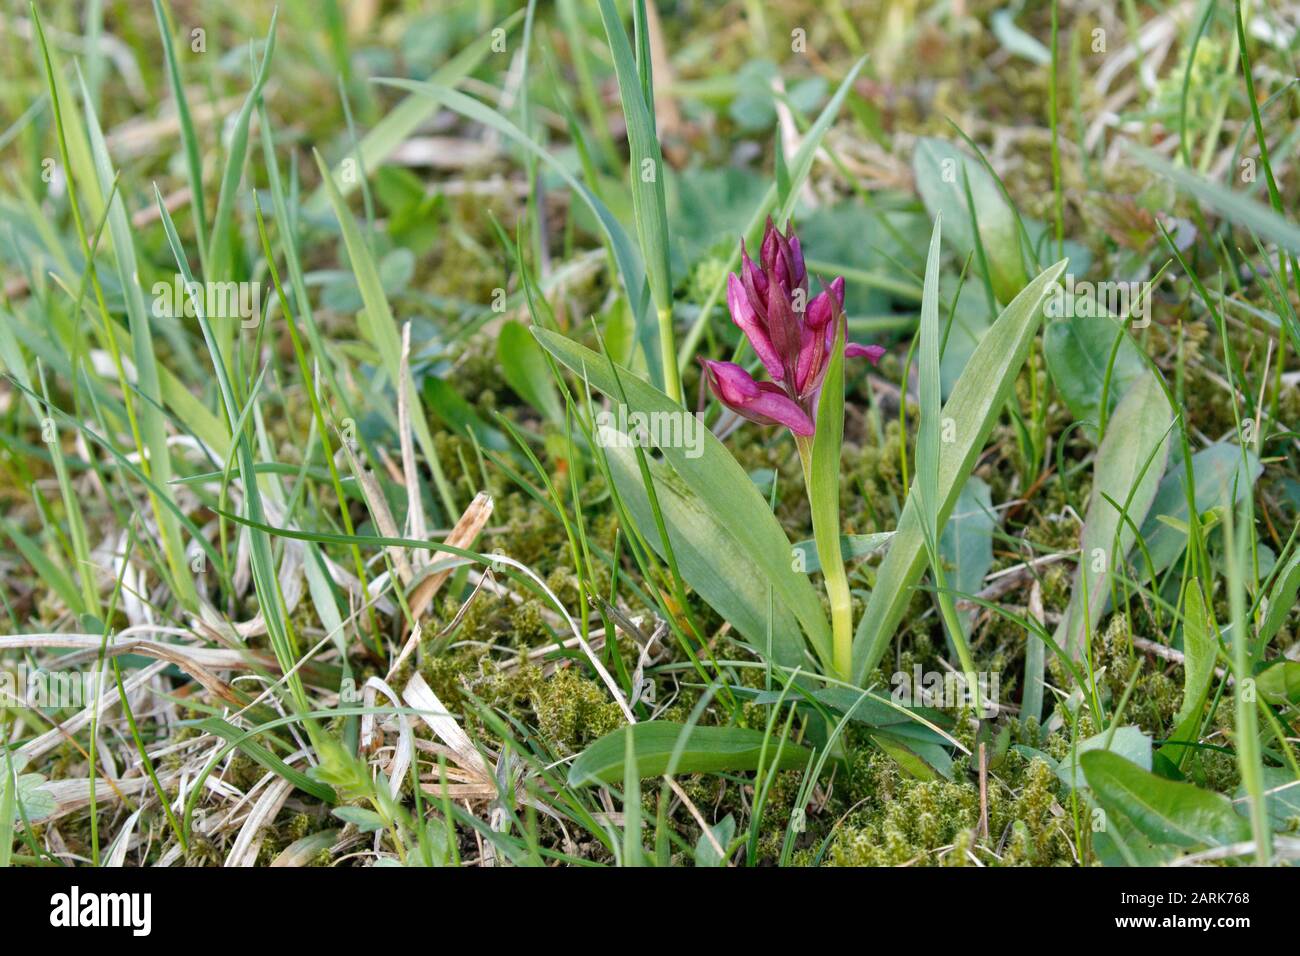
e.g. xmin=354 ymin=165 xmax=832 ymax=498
xmin=701 ymin=219 xmax=885 ymax=436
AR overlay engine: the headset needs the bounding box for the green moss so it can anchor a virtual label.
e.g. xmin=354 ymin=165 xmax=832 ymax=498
xmin=528 ymin=665 xmax=625 ymax=755
xmin=825 ymin=741 xmax=1078 ymax=867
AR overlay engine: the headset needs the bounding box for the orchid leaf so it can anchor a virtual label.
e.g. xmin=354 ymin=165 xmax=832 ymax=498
xmin=1138 ymin=443 xmax=1261 ymax=577
xmin=568 ymin=721 xmax=812 ymax=786
xmin=1160 ymin=580 xmax=1216 ymax=765
xmin=603 ymin=440 xmax=806 ymax=668
xmin=852 ymin=258 xmax=1068 ymax=684
xmin=535 ymin=328 xmax=834 ymax=667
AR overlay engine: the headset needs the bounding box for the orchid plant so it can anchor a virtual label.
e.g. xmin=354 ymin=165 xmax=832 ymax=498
xmin=702 ymin=220 xmax=885 ymax=679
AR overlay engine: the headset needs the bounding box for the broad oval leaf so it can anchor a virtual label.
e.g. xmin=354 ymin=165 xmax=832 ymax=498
xmin=1055 ymin=725 xmax=1152 ymax=790
xmin=791 ymin=532 xmax=894 ymax=573
xmin=1260 ymin=545 xmax=1300 ymax=650
xmin=1081 ymin=749 xmax=1250 ymax=849
xmin=534 ymin=328 xmax=833 ymax=666
xmin=603 ymin=440 xmax=806 ymax=667
xmin=913 ymin=137 xmax=1027 ymax=303
xmin=939 ymin=474 xmax=995 ymax=638
xmin=1237 ymin=766 xmax=1300 ymax=833
xmin=1043 ymin=313 xmax=1146 ymax=437
xmin=568 ymin=721 xmax=812 ymax=786
xmin=1138 ymin=443 xmax=1261 ymax=576
xmin=497 ymin=320 xmax=563 ymax=423
xmin=1054 ymin=372 xmax=1172 ymax=660
xmin=1256 ymin=660 xmax=1300 ymax=705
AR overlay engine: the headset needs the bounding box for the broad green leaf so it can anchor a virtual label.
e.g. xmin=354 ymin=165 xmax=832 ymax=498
xmin=422 ymin=378 xmax=510 ymax=453
xmin=1054 ymin=373 xmax=1172 ymax=659
xmin=1138 ymin=443 xmax=1261 ymax=576
xmin=0 ymin=767 xmax=56 ymax=824
xmin=852 ymin=259 xmax=1069 ymax=683
xmin=1256 ymin=660 xmax=1300 ymax=705
xmin=1092 ymin=802 xmax=1176 ymax=867
xmin=791 ymin=532 xmax=893 ymax=573
xmin=809 ymin=687 xmax=951 ymax=729
xmin=1081 ymin=750 xmax=1250 ymax=849
xmin=568 ymin=721 xmax=812 ymax=786
xmin=939 ymin=475 xmax=994 ymax=637
xmin=331 ymin=806 xmax=386 ymax=833
xmin=1260 ymin=545 xmax=1300 ymax=650
xmin=990 ymin=8 xmax=1052 ymax=64
xmin=811 ymin=312 xmax=850 ymax=676
xmin=738 ymin=686 xmax=956 ymax=739
xmin=915 ymin=217 xmax=944 ymax=543
xmin=534 ymin=328 xmax=833 ymax=667
xmin=497 ymin=320 xmax=563 ymax=423
xmin=938 ymin=276 xmax=991 ymax=398
xmin=694 ymin=813 xmax=736 ymax=867
xmin=1043 ymin=313 xmax=1146 ymax=437
xmin=869 ymin=724 xmax=955 ymax=780
xmin=603 ymin=440 xmax=805 ymax=667
xmin=913 ymin=137 xmax=1028 ymax=302
xmin=1161 ymin=580 xmax=1216 ymax=763
xmin=1238 ymin=766 xmax=1300 ymax=832
xmin=1056 ymin=725 xmax=1152 ymax=790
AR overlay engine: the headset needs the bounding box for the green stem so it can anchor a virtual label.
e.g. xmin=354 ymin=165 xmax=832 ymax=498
xmin=931 ymin=558 xmax=980 ymax=699
xmin=658 ymin=305 xmax=682 ymax=403
xmin=796 ymin=435 xmax=852 ymax=680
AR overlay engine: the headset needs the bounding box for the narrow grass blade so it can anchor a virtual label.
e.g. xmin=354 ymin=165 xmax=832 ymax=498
xmin=205 ymin=10 xmax=278 ymax=286
xmin=312 ymin=149 xmax=457 ymax=522
xmin=306 ymin=9 xmax=525 ymax=214
xmin=152 ymin=0 xmax=208 ymax=261
xmin=596 ymin=0 xmax=677 ymax=399
xmin=78 ymin=69 xmax=196 ymax=609
xmin=1126 ymin=143 xmax=1300 ymax=256
xmin=376 ymin=79 xmax=655 ymax=378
